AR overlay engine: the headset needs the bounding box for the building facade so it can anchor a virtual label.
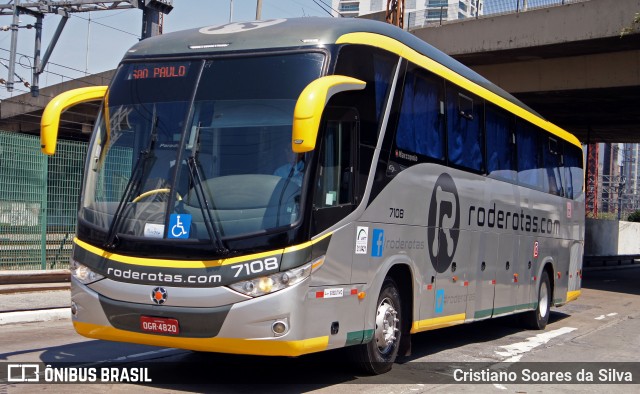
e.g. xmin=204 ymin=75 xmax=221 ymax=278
xmin=622 ymin=143 xmax=640 ymax=213
xmin=331 ymin=0 xmax=484 ymax=28
xmin=597 ymin=143 xmax=640 ymax=217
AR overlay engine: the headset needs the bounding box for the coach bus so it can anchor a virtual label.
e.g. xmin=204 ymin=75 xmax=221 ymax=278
xmin=41 ymin=17 xmax=584 ymax=374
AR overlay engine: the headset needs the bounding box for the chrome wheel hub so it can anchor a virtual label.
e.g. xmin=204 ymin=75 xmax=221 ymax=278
xmin=539 ymin=281 xmax=549 ymax=318
xmin=375 ymin=297 xmax=399 ymax=354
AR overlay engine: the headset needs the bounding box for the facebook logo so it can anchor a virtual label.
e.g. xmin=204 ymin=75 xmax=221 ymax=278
xmin=371 ymin=229 xmax=384 ymax=257
xmin=435 ymin=289 xmax=445 ymax=314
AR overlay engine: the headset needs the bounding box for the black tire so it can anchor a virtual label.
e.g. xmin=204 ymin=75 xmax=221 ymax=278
xmin=522 ymin=270 xmax=551 ymax=330
xmin=350 ymin=278 xmax=402 ymax=375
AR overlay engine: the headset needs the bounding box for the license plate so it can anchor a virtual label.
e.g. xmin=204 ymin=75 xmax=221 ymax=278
xmin=140 ymin=316 xmax=180 ymax=335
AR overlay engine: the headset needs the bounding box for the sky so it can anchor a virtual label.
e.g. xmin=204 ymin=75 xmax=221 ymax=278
xmin=0 ymin=0 xmax=334 ymax=100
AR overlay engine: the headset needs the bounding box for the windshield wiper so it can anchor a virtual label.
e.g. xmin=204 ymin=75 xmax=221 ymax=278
xmin=275 ymin=158 xmax=301 ymax=227
xmin=103 ymin=113 xmax=159 ymax=249
xmin=185 ymin=125 xmax=228 ymax=253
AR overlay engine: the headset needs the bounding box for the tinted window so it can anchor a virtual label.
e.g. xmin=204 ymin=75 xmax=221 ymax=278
xmin=196 ymin=53 xmax=324 ymax=100
xmin=542 ymin=137 xmax=564 ymax=196
xmin=447 ymin=85 xmax=484 ymax=171
xmin=314 ymin=113 xmax=355 ymax=208
xmin=333 ymin=45 xmax=398 ymax=207
xmin=517 ymin=121 xmax=544 ymax=191
xmin=564 ymin=144 xmax=584 ymax=200
xmin=334 ymin=45 xmax=398 ymax=147
xmin=84 ymin=53 xmax=325 ymax=242
xmin=395 ymin=65 xmax=445 ymax=160
xmin=486 ymin=105 xmax=516 ymax=182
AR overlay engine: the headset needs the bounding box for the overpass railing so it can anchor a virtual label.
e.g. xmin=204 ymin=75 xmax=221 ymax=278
xmin=407 ymin=0 xmax=588 ymax=30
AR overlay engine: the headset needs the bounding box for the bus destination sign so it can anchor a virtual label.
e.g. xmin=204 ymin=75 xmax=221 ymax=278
xmin=128 ymin=63 xmax=190 ymax=80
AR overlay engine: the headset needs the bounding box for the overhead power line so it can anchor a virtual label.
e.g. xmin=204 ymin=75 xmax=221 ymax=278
xmin=310 ymin=0 xmax=334 ymax=17
xmin=0 ymin=55 xmax=111 ymax=91
xmin=316 ymin=0 xmax=343 ymax=17
xmin=0 ymin=47 xmax=96 ymax=75
xmin=71 ymin=12 xmax=140 ymax=38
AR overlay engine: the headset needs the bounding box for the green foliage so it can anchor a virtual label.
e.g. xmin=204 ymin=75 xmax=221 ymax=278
xmin=597 ymin=212 xmax=618 ymax=221
xmin=627 ymin=210 xmax=640 ymax=223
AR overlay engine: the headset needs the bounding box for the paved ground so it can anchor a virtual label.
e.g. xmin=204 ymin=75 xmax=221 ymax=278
xmin=0 ymin=265 xmax=639 ymax=392
xmin=0 ymin=290 xmax=70 ymax=313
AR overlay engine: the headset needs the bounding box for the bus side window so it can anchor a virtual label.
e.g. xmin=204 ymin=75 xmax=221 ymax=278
xmin=333 ymin=45 xmax=397 ymax=146
xmin=446 ymin=86 xmax=484 ymax=172
xmin=564 ymin=144 xmax=584 ymax=200
xmin=542 ymin=136 xmax=564 ymax=196
xmin=486 ymin=105 xmax=516 ymax=182
xmin=517 ymin=120 xmax=544 ymax=191
xmin=395 ymin=65 xmax=445 ymax=161
xmin=314 ymin=108 xmax=357 ymax=209
xmin=333 ymin=45 xmax=398 ymax=206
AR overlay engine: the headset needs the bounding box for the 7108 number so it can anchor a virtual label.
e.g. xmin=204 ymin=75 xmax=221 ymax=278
xmin=230 ymin=257 xmax=278 ymax=278
xmin=389 ymin=208 xmax=404 ymax=219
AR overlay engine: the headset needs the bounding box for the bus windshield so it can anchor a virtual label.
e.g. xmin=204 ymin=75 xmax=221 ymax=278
xmin=80 ymin=52 xmax=325 ymax=245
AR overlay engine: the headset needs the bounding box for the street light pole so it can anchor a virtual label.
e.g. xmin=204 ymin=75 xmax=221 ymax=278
xmin=618 ymin=177 xmax=626 ymax=221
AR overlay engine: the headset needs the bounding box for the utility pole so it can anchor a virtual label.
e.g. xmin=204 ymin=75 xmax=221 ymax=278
xmin=585 ymin=139 xmax=599 ymax=217
xmin=618 ymin=177 xmax=626 ymax=220
xmin=7 ymin=0 xmax=22 ymax=93
xmin=386 ymin=0 xmax=405 ymax=29
xmin=140 ymin=0 xmax=173 ymax=39
xmin=0 ymin=1 xmax=173 ymax=97
xmin=256 ymin=0 xmax=263 ymax=20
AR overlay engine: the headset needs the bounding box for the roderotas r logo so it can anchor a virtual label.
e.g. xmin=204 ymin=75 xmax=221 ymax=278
xmin=199 ymin=19 xmax=286 ymax=35
xmin=427 ymin=173 xmax=460 ymax=273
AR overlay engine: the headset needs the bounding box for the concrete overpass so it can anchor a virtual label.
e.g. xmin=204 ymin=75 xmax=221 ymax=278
xmin=411 ymin=0 xmax=640 ymax=143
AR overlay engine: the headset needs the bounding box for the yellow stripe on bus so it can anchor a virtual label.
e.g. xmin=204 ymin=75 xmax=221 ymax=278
xmin=336 ymin=32 xmax=582 ymax=149
xmin=73 ymin=321 xmax=329 ymax=357
xmin=73 ymin=231 xmax=332 ymax=269
xmin=566 ymin=290 xmax=581 ymax=302
xmin=410 ymin=313 xmax=466 ymax=333
xmin=283 ymin=231 xmax=332 ymax=254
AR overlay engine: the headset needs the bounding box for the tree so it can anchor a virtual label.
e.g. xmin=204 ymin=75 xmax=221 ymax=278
xmin=627 ymin=210 xmax=640 ymax=223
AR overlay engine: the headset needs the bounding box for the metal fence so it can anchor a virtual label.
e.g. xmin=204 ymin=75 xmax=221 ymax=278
xmin=0 ymin=130 xmax=86 ymax=270
xmin=407 ymin=0 xmax=587 ymax=30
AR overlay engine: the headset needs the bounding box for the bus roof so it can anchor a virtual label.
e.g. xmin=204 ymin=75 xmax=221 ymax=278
xmin=123 ymin=18 xmax=579 ymax=146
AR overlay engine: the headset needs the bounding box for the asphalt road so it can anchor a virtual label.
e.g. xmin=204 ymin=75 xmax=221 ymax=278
xmin=1 ymin=266 xmax=639 ymax=393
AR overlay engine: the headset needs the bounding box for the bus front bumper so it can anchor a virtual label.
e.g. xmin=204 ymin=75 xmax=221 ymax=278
xmin=71 ymin=277 xmax=330 ymax=357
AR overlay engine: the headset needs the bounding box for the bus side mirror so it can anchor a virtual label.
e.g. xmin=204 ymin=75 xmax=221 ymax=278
xmin=41 ymin=86 xmax=108 ymax=155
xmin=292 ymin=75 xmax=365 ymax=153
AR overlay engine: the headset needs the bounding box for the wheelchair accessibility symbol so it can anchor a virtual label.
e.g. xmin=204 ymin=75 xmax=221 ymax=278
xmin=168 ymin=214 xmax=192 ymax=239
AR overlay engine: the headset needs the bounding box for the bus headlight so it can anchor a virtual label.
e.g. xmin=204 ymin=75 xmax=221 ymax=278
xmin=229 ymin=255 xmax=325 ymax=297
xmin=70 ymin=259 xmax=105 ymax=285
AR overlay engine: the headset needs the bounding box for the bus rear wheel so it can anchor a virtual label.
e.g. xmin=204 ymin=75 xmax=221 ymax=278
xmin=351 ymin=278 xmax=402 ymax=375
xmin=522 ymin=270 xmax=551 ymax=330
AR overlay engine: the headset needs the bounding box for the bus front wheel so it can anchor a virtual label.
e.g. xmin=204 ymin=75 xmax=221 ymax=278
xmin=351 ymin=277 xmax=402 ymax=375
xmin=522 ymin=270 xmax=551 ymax=330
